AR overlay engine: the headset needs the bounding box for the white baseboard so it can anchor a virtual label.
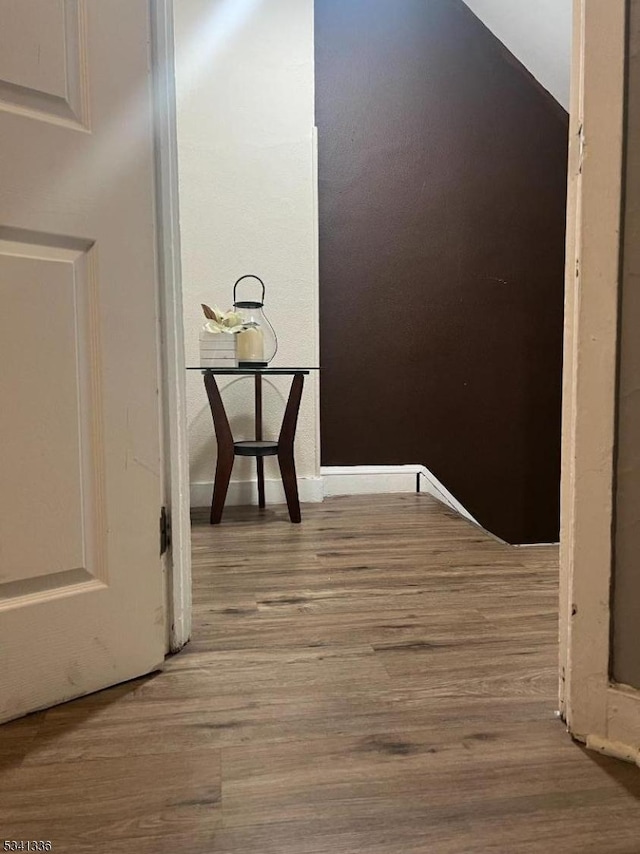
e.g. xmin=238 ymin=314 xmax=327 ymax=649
xmin=190 ymin=466 xmax=477 ymax=526
xmin=414 ymin=465 xmax=480 ymax=526
xmin=321 ymin=464 xmax=479 ymax=526
xmin=189 ymin=465 xmax=553 ymax=546
xmin=190 ymin=476 xmax=324 ymax=508
xmin=322 ymin=465 xmax=417 ymax=498
xmin=514 ymin=542 xmax=560 ymax=548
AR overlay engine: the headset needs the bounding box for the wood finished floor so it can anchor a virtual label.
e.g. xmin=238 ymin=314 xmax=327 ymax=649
xmin=3 ymin=494 xmax=640 ymax=853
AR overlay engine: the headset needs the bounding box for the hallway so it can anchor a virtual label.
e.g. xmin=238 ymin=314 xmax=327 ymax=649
xmin=2 ymin=495 xmax=640 ymax=853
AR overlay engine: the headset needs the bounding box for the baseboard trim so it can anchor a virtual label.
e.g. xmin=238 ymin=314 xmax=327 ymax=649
xmin=322 ymin=464 xmax=417 ymax=498
xmin=321 ymin=464 xmax=480 ymax=526
xmin=190 ymin=466 xmax=477 ymax=523
xmin=190 ymin=476 xmax=324 ymax=508
xmin=189 ymin=466 xmax=553 ymax=547
xmin=514 ymin=542 xmax=560 ymax=548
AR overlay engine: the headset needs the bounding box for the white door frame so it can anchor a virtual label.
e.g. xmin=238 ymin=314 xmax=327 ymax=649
xmin=558 ymin=0 xmax=584 ymax=730
xmin=151 ymin=0 xmax=192 ymax=653
xmin=559 ymin=0 xmax=640 ymax=760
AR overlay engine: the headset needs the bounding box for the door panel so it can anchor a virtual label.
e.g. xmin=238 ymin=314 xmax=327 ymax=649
xmin=0 ymin=0 xmax=165 ymax=722
xmin=0 ymin=0 xmax=87 ymax=127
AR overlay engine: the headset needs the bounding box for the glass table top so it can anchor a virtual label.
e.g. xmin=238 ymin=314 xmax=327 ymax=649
xmin=187 ymin=366 xmax=320 ymax=375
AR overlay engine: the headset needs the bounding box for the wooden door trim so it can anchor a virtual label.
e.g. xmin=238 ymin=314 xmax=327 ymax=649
xmin=558 ymin=0 xmax=583 ymax=719
xmin=560 ymin=0 xmax=627 ymax=741
xmin=151 ymin=0 xmax=192 ymax=653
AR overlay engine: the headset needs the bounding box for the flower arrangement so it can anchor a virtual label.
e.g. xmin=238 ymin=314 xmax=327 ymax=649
xmin=201 ymin=303 xmax=247 ymax=334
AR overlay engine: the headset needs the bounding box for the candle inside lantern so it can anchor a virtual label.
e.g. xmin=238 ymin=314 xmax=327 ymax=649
xmin=237 ymin=326 xmax=264 ymax=362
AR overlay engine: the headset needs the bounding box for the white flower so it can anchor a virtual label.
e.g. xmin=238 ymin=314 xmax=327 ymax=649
xmin=220 ymin=310 xmax=245 ymax=329
xmin=203 ymin=309 xmax=247 ymax=334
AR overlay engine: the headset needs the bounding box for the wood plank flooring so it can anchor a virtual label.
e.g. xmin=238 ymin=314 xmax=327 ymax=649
xmin=3 ymin=494 xmax=640 ymax=853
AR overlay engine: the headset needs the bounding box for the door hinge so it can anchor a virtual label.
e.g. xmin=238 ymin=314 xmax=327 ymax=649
xmin=160 ymin=506 xmax=171 ymax=556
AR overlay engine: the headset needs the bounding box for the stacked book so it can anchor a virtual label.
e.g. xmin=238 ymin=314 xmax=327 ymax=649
xmin=199 ymin=330 xmax=238 ymax=368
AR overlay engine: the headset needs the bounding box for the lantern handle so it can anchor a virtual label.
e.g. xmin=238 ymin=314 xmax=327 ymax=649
xmin=233 ymin=274 xmax=266 ymax=306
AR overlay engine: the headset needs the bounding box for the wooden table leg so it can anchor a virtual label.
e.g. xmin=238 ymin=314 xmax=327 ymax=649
xmin=277 ymin=373 xmax=304 ymax=523
xmin=204 ymin=372 xmax=235 ymax=525
xmin=255 ymin=373 xmax=265 ymax=509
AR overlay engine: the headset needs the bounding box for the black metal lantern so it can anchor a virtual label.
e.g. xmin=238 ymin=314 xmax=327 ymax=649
xmin=233 ymin=275 xmax=278 ymax=367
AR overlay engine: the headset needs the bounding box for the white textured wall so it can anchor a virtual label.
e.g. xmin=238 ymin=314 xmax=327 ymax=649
xmin=174 ymin=0 xmax=320 ymax=504
xmin=462 ymin=0 xmax=572 ymax=109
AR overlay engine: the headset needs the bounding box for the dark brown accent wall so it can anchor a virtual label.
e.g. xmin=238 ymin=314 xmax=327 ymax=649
xmin=611 ymin=0 xmax=640 ymax=689
xmin=316 ymin=0 xmax=569 ymax=544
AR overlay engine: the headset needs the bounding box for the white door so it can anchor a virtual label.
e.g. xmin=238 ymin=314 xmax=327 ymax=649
xmin=560 ymin=0 xmax=640 ymax=760
xmin=0 ymin=0 xmax=166 ymax=723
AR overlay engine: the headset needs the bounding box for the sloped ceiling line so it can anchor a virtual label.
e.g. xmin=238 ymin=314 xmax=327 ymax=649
xmin=462 ymin=0 xmax=572 ymax=109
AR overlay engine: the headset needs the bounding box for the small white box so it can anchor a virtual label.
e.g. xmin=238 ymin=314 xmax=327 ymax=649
xmin=199 ymin=329 xmax=238 ymax=367
xmin=201 ymin=356 xmax=238 ymax=368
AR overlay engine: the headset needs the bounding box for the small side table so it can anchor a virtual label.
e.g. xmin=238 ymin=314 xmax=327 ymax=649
xmin=187 ymin=367 xmax=319 ymax=524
